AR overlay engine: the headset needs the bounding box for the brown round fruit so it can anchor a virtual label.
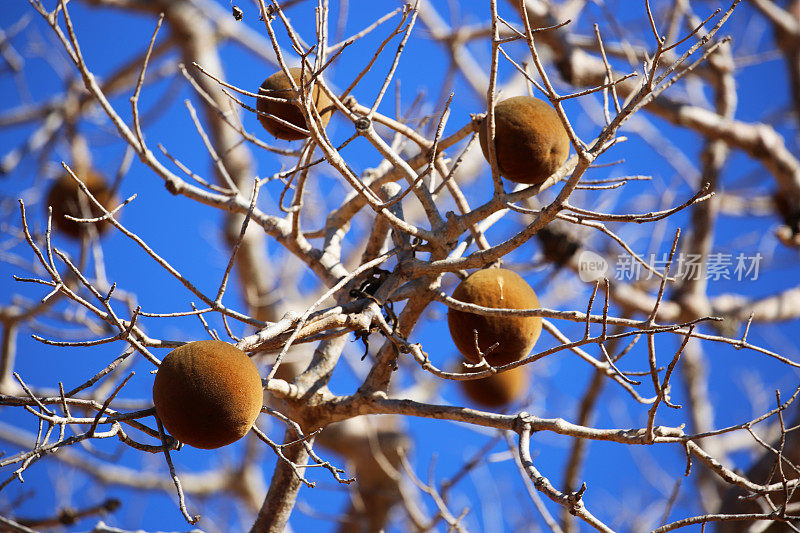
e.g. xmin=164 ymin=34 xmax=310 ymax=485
xmin=152 ymin=340 xmax=263 ymax=449
xmin=478 ymin=96 xmax=570 ymax=185
xmin=447 ymin=268 xmax=542 ymax=366
xmin=459 ymin=366 xmax=528 ymax=408
xmin=257 ymin=67 xmax=333 ymax=141
xmin=45 ymin=170 xmax=118 ymax=239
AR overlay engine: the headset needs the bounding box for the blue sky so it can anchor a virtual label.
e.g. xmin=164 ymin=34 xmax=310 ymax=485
xmin=1 ymin=1 xmax=799 ymax=531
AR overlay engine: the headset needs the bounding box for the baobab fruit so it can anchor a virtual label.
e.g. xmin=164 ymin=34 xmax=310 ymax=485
xmin=257 ymin=67 xmax=333 ymax=141
xmin=537 ymin=224 xmax=581 ymax=267
xmin=459 ymin=366 xmax=528 ymax=408
xmin=45 ymin=170 xmax=117 ymax=239
xmin=773 ymin=189 xmax=800 ymax=236
xmin=152 ymin=340 xmax=263 ymax=449
xmin=479 ymin=96 xmax=570 ymax=185
xmin=447 ymin=268 xmax=542 ymax=366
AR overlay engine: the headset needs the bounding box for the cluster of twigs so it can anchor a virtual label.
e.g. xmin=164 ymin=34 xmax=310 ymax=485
xmin=1 ymin=0 xmax=800 ymax=532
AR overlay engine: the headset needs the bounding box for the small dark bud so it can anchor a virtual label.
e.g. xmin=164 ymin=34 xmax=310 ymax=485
xmin=354 ymin=116 xmax=371 ymax=132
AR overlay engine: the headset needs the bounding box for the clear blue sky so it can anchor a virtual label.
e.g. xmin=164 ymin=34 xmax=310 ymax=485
xmin=1 ymin=1 xmax=798 ymax=531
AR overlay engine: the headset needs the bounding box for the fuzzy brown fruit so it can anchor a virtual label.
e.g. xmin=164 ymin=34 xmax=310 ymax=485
xmin=459 ymin=366 xmax=528 ymax=408
xmin=45 ymin=170 xmax=118 ymax=239
xmin=152 ymin=340 xmax=263 ymax=449
xmin=447 ymin=268 xmax=542 ymax=366
xmin=479 ymin=96 xmax=570 ymax=185
xmin=257 ymin=67 xmax=333 ymax=141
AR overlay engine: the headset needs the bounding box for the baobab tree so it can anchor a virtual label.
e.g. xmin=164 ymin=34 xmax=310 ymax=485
xmin=1 ymin=1 xmax=800 ymax=532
